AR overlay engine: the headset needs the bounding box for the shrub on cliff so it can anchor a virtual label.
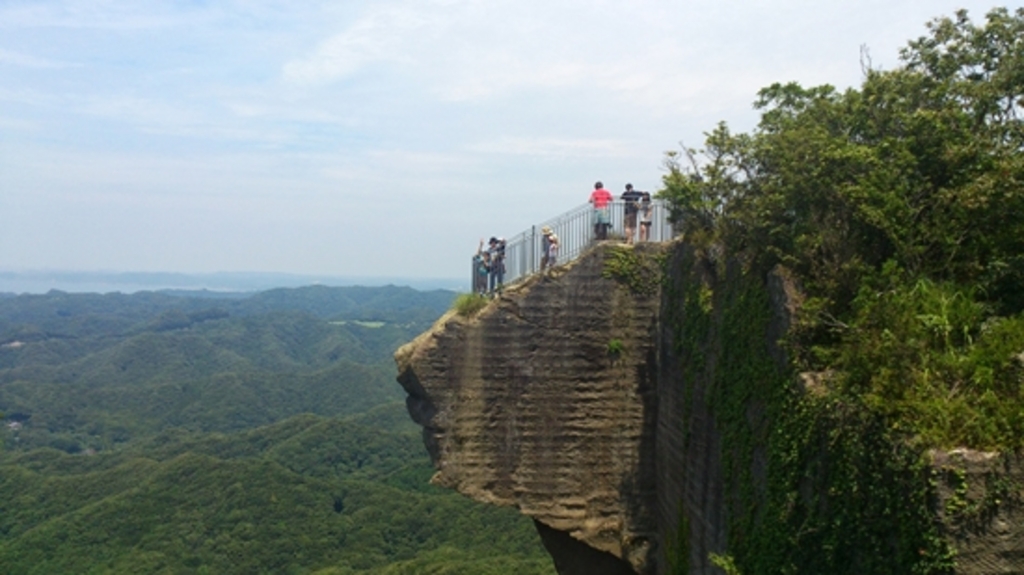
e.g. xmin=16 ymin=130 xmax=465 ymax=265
xmin=452 ymin=293 xmax=490 ymax=317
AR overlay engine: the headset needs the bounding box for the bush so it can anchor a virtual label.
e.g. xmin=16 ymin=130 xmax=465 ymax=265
xmin=452 ymin=294 xmax=489 ymax=317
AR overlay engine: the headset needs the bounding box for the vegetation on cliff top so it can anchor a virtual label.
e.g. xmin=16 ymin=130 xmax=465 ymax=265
xmin=452 ymin=293 xmax=491 ymax=317
xmin=661 ymin=6 xmax=1024 ymax=451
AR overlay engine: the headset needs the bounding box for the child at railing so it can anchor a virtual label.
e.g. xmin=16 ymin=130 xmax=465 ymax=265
xmin=639 ymin=192 xmax=653 ymax=242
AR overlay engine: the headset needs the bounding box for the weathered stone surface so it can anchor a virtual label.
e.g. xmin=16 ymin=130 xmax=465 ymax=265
xmin=933 ymin=449 xmax=1024 ymax=575
xmin=395 ymin=243 xmax=663 ymax=574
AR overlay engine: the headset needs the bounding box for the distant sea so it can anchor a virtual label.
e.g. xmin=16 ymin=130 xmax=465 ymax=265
xmin=0 ymin=270 xmax=464 ymax=295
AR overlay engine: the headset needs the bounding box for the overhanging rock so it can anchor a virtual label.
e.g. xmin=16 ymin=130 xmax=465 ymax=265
xmin=395 ymin=243 xmax=664 ymax=574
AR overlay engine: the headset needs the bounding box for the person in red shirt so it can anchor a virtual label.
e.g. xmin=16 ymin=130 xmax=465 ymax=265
xmin=589 ymin=181 xmax=613 ymax=240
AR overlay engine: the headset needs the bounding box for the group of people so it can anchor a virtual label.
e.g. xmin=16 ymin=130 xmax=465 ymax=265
xmin=473 ymin=225 xmax=560 ymax=295
xmin=589 ymin=181 xmax=653 ymax=244
xmin=472 ymin=181 xmax=652 ymax=295
xmin=473 ymin=236 xmax=507 ymax=295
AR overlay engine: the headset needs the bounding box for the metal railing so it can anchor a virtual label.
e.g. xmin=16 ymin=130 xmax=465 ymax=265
xmin=473 ymin=199 xmax=674 ymax=292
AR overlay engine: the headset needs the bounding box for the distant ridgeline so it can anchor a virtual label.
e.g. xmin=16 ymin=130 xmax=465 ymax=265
xmin=0 ymin=269 xmax=463 ymax=295
xmin=0 ymin=285 xmax=459 ymax=451
xmin=0 ymin=285 xmax=557 ymax=575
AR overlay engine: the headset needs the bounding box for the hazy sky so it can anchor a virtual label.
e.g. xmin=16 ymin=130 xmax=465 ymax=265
xmin=0 ymin=1 xmax=1009 ymax=282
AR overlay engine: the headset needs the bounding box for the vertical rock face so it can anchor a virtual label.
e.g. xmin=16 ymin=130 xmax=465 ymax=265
xmin=653 ymin=247 xmax=726 ymax=575
xmin=395 ymin=244 xmax=664 ymax=574
xmin=654 ymin=253 xmax=803 ymax=575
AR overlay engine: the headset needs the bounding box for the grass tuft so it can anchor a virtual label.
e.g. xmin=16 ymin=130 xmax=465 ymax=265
xmin=452 ymin=293 xmax=490 ymax=317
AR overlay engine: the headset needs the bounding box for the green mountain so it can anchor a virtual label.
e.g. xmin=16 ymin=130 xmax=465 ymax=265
xmin=0 ymin=412 xmax=550 ymax=575
xmin=0 ymin=286 xmax=554 ymax=574
xmin=0 ymin=286 xmax=453 ymax=452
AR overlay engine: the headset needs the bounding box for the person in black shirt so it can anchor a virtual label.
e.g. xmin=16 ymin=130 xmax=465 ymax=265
xmin=621 ymin=183 xmax=644 ymax=244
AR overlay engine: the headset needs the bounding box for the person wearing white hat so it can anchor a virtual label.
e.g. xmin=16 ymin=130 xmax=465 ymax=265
xmin=540 ymin=226 xmax=559 ymax=272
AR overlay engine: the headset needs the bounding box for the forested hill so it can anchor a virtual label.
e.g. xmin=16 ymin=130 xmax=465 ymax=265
xmin=0 ymin=407 xmax=553 ymax=575
xmin=0 ymin=285 xmax=554 ymax=574
xmin=0 ymin=285 xmax=456 ymax=452
xmin=0 ymin=284 xmax=454 ymax=337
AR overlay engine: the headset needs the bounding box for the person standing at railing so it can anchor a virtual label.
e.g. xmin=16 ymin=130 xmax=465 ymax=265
xmin=621 ymin=183 xmax=644 ymax=244
xmin=589 ymin=181 xmax=613 ymax=240
xmin=540 ymin=226 xmax=559 ymax=272
xmin=638 ymin=191 xmax=653 ymax=242
xmin=473 ymin=238 xmax=491 ymax=294
xmin=488 ymin=236 xmax=506 ymax=293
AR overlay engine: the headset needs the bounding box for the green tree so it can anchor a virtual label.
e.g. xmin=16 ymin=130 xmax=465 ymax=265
xmin=661 ymin=7 xmax=1024 ymax=316
xmin=660 ymin=7 xmax=1024 ymax=450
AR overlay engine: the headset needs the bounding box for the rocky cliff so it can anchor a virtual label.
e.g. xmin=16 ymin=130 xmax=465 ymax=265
xmin=395 ymin=242 xmax=664 ymax=574
xmin=396 ymin=241 xmax=1024 ymax=575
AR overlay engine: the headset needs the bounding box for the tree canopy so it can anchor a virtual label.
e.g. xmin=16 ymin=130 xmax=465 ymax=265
xmin=661 ymin=7 xmax=1024 ymax=449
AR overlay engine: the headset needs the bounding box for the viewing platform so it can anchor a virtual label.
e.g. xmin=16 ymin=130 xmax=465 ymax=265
xmin=475 ymin=199 xmax=674 ymax=290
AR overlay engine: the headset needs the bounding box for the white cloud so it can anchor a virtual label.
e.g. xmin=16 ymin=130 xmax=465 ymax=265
xmin=468 ymin=136 xmax=636 ymax=159
xmin=281 ymin=0 xmax=668 ymax=96
xmin=0 ymin=1 xmax=184 ymax=30
xmin=0 ymin=48 xmax=70 ymax=68
xmin=282 ymin=2 xmax=435 ymax=84
xmin=0 ymin=86 xmax=58 ymax=106
xmin=277 ymin=0 xmax=798 ymax=119
xmin=80 ymin=95 xmax=201 ymax=129
xmin=0 ymin=114 xmax=38 ymax=131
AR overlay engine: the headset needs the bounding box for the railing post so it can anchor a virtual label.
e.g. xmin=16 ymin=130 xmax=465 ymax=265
xmin=530 ymin=225 xmax=536 ymax=276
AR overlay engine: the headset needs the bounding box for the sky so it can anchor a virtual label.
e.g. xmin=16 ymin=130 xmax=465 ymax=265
xmin=0 ymin=0 xmax=1013 ymax=287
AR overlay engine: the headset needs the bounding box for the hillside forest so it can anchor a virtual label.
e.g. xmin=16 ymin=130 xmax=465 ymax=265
xmin=0 ymin=286 xmax=555 ymax=574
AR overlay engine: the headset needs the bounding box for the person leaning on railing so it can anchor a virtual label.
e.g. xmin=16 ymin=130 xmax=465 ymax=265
xmin=589 ymin=181 xmax=613 ymax=240
xmin=487 ymin=236 xmax=506 ymax=292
